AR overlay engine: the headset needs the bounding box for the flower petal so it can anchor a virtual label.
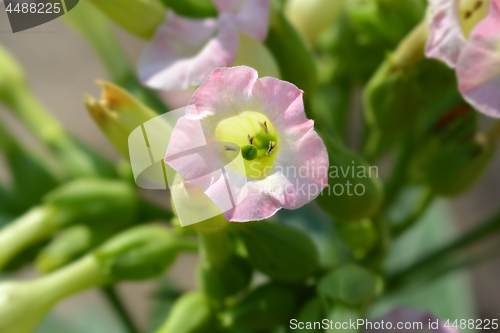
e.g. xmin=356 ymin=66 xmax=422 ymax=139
xmin=457 ymin=0 xmax=500 ymax=117
xmin=213 ymin=0 xmax=270 ymax=40
xmin=138 ymin=11 xmax=238 ymax=90
xmin=425 ymin=0 xmax=466 ymax=67
xmin=165 ymin=66 xmax=328 ymax=222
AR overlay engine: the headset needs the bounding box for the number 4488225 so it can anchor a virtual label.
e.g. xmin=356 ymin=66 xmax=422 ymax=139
xmin=444 ymin=319 xmax=499 ymax=330
xmin=5 ymin=2 xmax=61 ymax=14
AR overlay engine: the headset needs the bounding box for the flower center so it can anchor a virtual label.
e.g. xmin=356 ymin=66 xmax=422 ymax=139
xmin=459 ymin=0 xmax=490 ymax=38
xmin=214 ymin=111 xmax=278 ymax=179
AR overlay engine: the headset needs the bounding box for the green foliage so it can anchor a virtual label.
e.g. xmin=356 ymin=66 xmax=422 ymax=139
xmin=155 ymin=292 xmax=218 ymax=333
xmin=232 ymin=221 xmax=319 ymax=283
xmin=318 ymin=264 xmax=379 ymax=305
xmin=222 ymin=283 xmax=298 ymax=331
xmin=315 ymin=142 xmax=383 ymax=222
xmin=199 ymin=254 xmax=252 ymax=299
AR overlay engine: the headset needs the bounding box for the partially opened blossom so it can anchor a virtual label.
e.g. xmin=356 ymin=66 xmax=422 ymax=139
xmin=365 ymin=308 xmax=459 ymax=333
xmin=138 ymin=0 xmax=273 ymax=90
xmin=165 ymin=66 xmax=328 ymax=222
xmin=426 ymin=0 xmax=500 ymax=117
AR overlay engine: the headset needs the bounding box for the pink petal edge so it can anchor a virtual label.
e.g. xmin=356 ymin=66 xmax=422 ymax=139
xmin=425 ymin=0 xmax=467 ymax=67
xmin=457 ymin=0 xmax=500 ymax=118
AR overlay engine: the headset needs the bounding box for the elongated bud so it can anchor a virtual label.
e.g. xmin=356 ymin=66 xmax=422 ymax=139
xmin=286 ymin=0 xmax=347 ymax=45
xmin=160 ymin=0 xmax=217 ymax=18
xmin=0 ymin=256 xmax=105 ymax=333
xmin=85 ymin=81 xmax=158 ymax=158
xmin=93 ymin=225 xmax=186 ymax=281
xmin=44 ymin=179 xmax=137 ymax=226
xmin=199 ymin=254 xmax=252 ymax=299
xmin=231 ymin=221 xmax=319 ymax=283
xmin=155 ymin=292 xmax=218 ymax=333
xmin=315 ymin=142 xmax=383 ymax=222
xmin=0 ymin=179 xmax=137 ymax=270
xmin=36 ymin=218 xmax=135 ymax=273
xmin=87 ymin=0 xmax=166 ymax=39
xmin=222 ymin=283 xmax=297 ymax=331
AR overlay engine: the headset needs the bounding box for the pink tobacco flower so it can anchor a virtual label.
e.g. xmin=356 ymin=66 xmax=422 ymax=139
xmin=365 ymin=308 xmax=459 ymax=333
xmin=138 ymin=0 xmax=270 ymax=91
xmin=426 ymin=0 xmax=500 ymax=118
xmin=164 ymin=66 xmax=329 ymax=222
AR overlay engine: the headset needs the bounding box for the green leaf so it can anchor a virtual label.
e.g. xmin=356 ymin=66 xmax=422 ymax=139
xmin=318 ymin=264 xmax=378 ymax=305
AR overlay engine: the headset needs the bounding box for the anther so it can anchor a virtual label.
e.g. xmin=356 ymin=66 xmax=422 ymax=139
xmin=225 ymin=145 xmax=238 ymax=152
xmin=266 ymin=141 xmax=277 ymax=156
xmin=259 ymin=121 xmax=269 ymax=134
xmin=248 ymin=134 xmax=255 ymax=145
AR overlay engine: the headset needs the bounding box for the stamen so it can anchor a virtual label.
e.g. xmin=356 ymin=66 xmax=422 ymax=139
xmin=259 ymin=121 xmax=269 ymax=134
xmin=225 ymin=145 xmax=238 ymax=152
xmin=248 ymin=134 xmax=255 ymax=145
xmin=475 ymin=1 xmax=482 ymax=10
xmin=266 ymin=141 xmax=277 ymax=156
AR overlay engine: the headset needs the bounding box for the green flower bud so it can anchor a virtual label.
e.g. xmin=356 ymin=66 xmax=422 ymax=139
xmin=315 ymin=142 xmax=383 ymax=222
xmin=161 ymin=0 xmax=217 ymax=18
xmin=87 ymin=0 xmax=166 ymax=39
xmin=266 ymin=0 xmax=318 ymax=95
xmin=317 ymin=264 xmax=378 ymax=305
xmin=155 ymin=292 xmax=218 ymax=333
xmin=85 ymin=81 xmax=159 ymax=158
xmin=231 ymin=221 xmax=319 ymax=283
xmin=94 ymin=225 xmax=185 ymax=281
xmin=199 ymin=255 xmax=252 ymax=299
xmin=44 ymin=179 xmax=137 ymax=226
xmin=222 ymin=283 xmax=297 ymax=331
xmin=337 ymin=219 xmax=378 ymax=259
xmin=286 ymin=0 xmax=347 ymax=45
xmin=36 ymin=216 xmax=135 ymax=273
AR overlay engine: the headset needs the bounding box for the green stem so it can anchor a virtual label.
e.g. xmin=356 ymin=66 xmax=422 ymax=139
xmin=390 ymin=20 xmax=428 ymax=71
xmin=0 ymin=207 xmax=63 ymax=270
xmin=388 ymin=210 xmax=500 ymax=287
xmin=36 ymin=256 xmax=106 ymax=303
xmin=198 ymin=229 xmax=232 ymax=266
xmin=391 ymin=187 xmax=435 ymax=237
xmin=101 ymin=286 xmax=140 ymax=333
